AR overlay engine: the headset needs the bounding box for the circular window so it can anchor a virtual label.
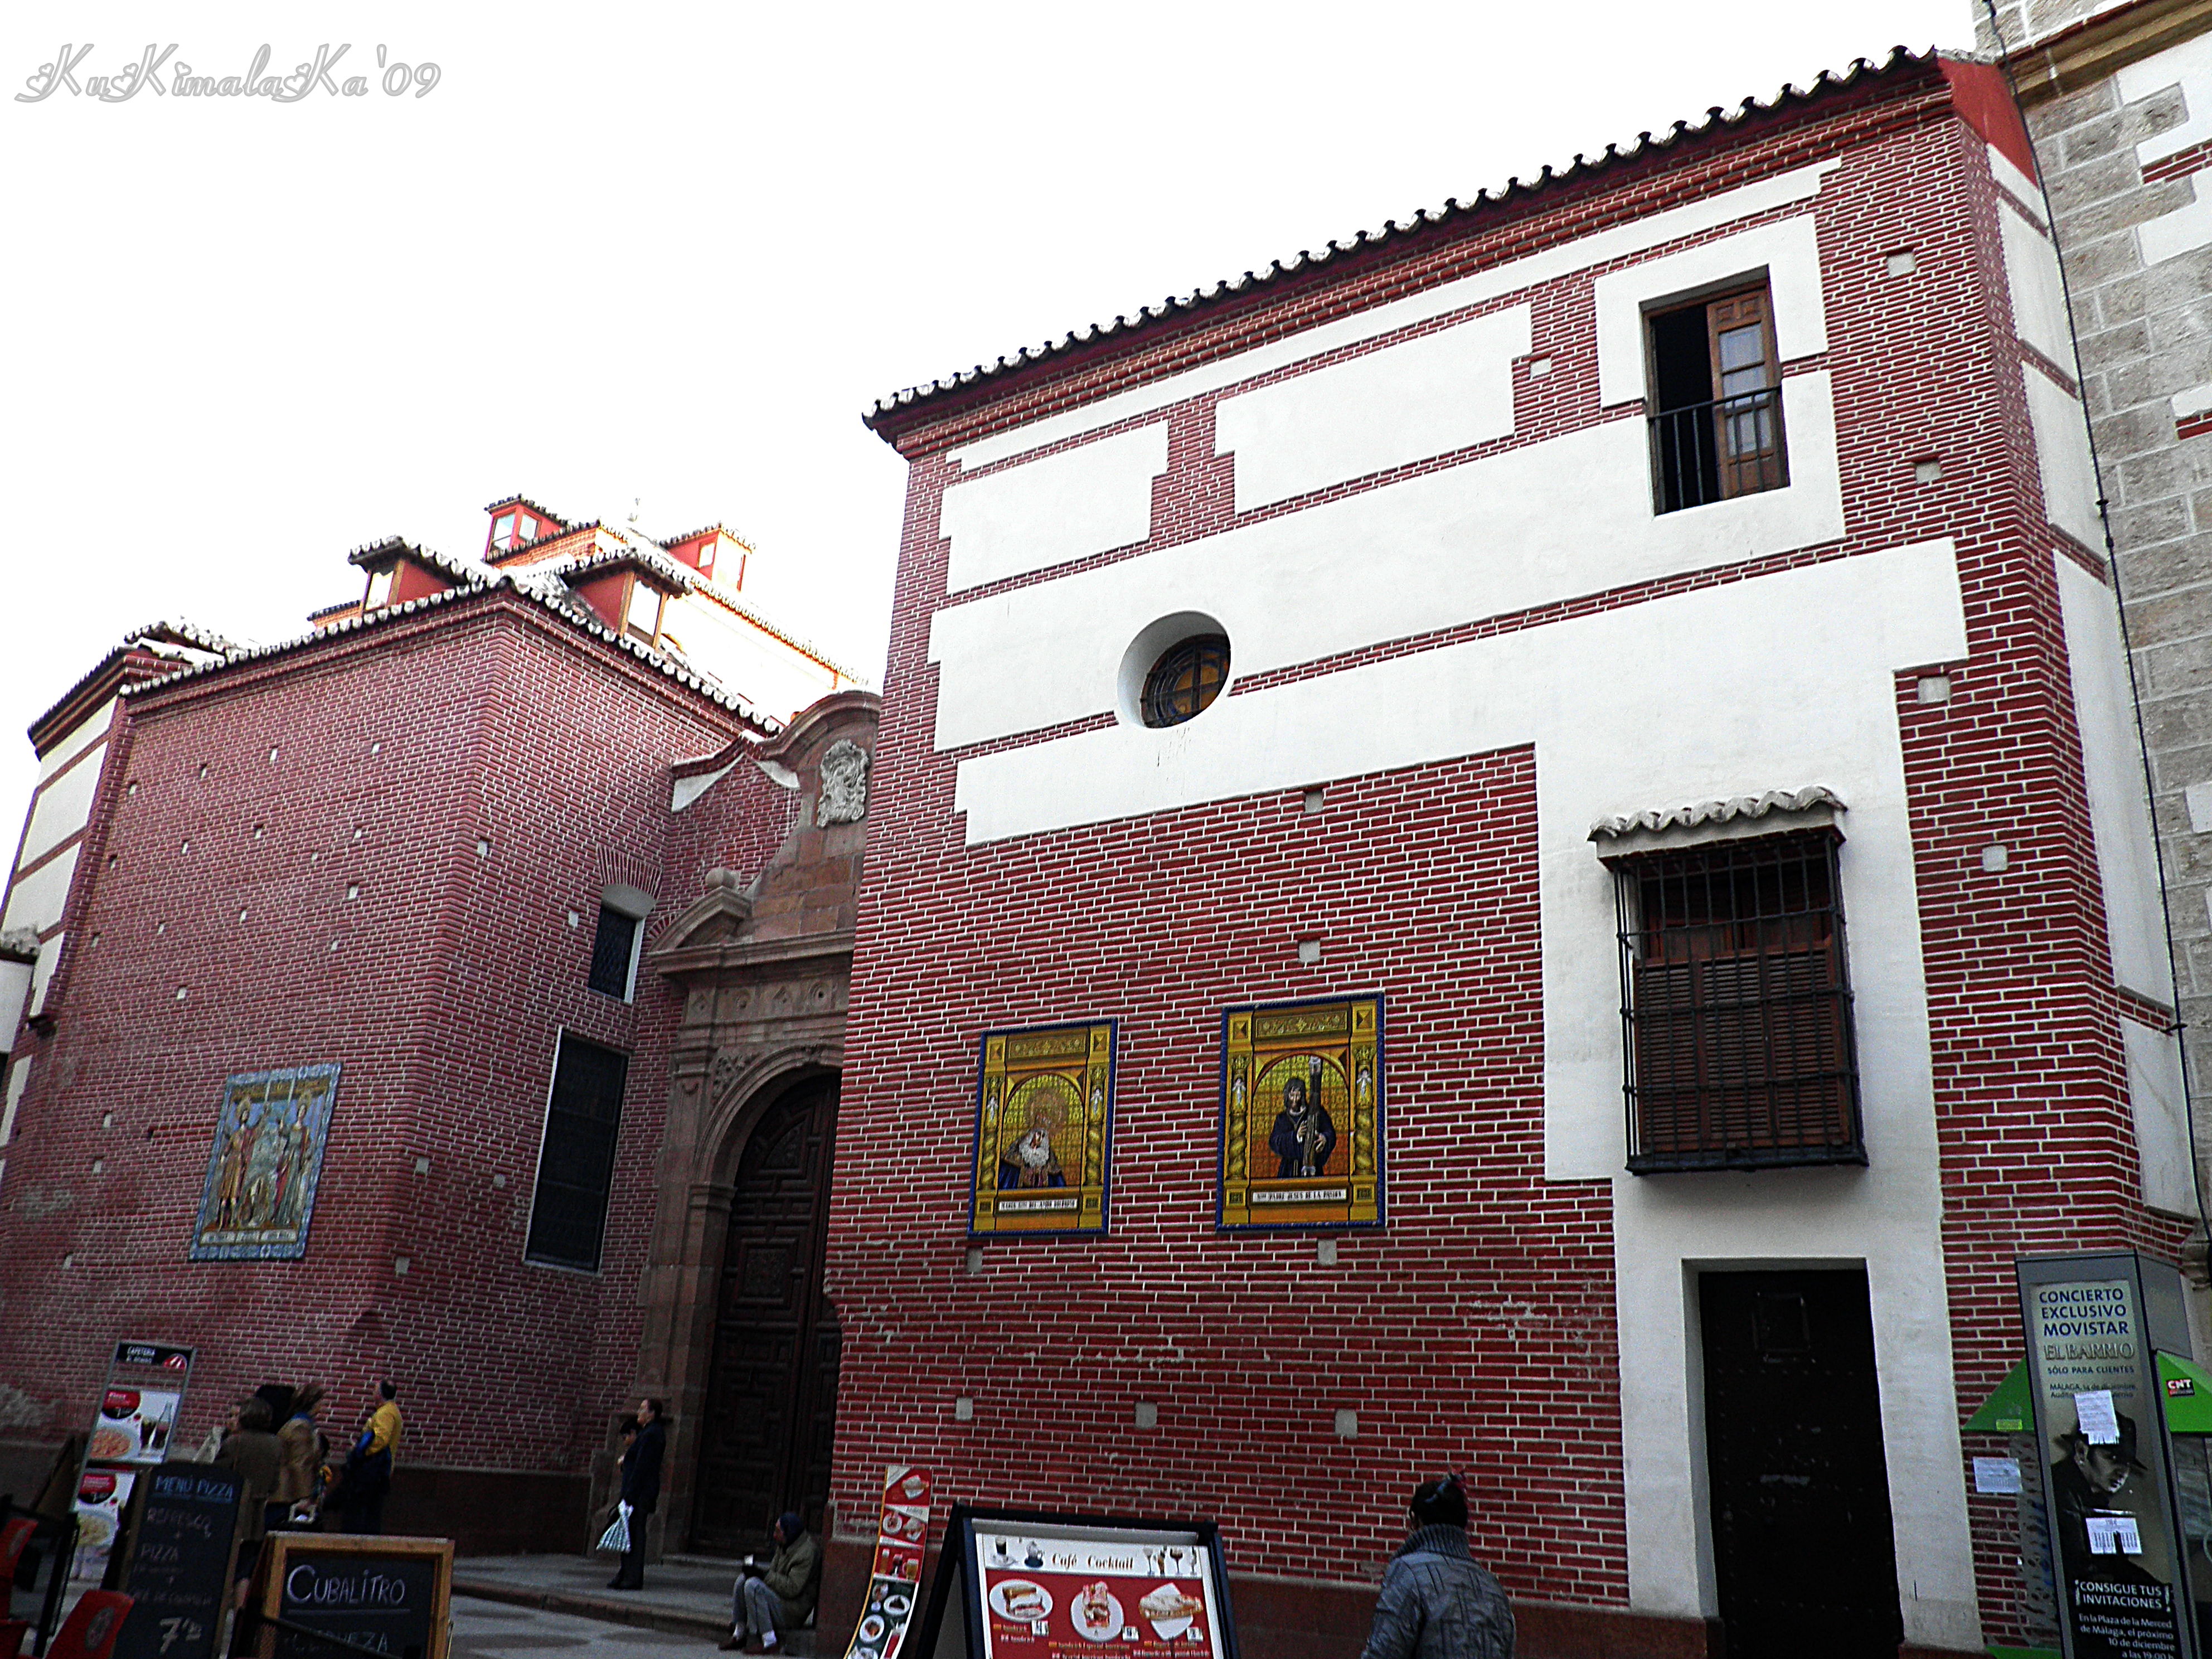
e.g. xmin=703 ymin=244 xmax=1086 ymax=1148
xmin=1140 ymin=633 xmax=1230 ymax=728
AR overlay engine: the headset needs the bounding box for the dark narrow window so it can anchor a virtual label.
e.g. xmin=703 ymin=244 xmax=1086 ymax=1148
xmin=1647 ymin=284 xmax=1788 ymax=513
xmin=1610 ymin=829 xmax=1861 ymax=1171
xmin=587 ymin=904 xmax=641 ymax=1000
xmin=1141 ymin=634 xmax=1230 ymax=728
xmin=525 ymin=1034 xmax=630 ymax=1272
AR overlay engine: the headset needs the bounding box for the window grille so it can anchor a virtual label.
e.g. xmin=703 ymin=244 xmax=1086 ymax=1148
xmin=1141 ymin=634 xmax=1230 ymax=728
xmin=525 ymin=1034 xmax=630 ymax=1271
xmin=587 ymin=904 xmax=641 ymax=1000
xmin=1609 ymin=828 xmax=1862 ymax=1172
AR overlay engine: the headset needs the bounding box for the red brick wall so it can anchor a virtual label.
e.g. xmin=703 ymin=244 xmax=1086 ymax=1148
xmin=0 ymin=593 xmax=764 ymax=1481
xmin=836 ymin=62 xmax=2183 ymax=1643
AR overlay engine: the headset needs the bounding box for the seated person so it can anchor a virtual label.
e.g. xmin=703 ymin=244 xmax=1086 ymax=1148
xmin=724 ymin=1512 xmax=820 ymax=1652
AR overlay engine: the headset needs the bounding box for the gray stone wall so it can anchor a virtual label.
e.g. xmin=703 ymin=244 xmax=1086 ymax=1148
xmin=2021 ymin=38 xmax=2212 ymax=1189
xmin=1976 ymin=0 xmax=2123 ymax=54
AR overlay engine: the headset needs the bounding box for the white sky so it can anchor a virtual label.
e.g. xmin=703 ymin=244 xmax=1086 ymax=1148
xmin=0 ymin=1 xmax=1971 ymax=852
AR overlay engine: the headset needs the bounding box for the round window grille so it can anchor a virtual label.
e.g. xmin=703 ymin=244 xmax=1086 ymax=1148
xmin=1140 ymin=633 xmax=1230 ymax=728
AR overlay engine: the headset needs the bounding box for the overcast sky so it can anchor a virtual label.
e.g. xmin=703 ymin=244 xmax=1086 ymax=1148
xmin=0 ymin=0 xmax=1971 ymax=850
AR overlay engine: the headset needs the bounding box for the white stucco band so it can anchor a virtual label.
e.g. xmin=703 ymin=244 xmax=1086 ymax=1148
xmin=929 ymin=373 xmax=1843 ymax=752
xmin=1998 ymin=200 xmax=2072 ymax=371
xmin=1214 ymin=305 xmax=1532 ymax=511
xmin=1594 ymin=216 xmax=1827 ymax=408
xmin=2056 ymin=555 xmax=2175 ymax=1005
xmin=2024 ymin=366 xmax=2104 ymax=552
xmin=950 ymin=540 xmax=1976 ymax=1641
xmin=18 ymin=750 xmax=104 ymax=874
xmin=1 ymin=845 xmax=79 ymax=938
xmin=2124 ymin=1015 xmax=2194 ymax=1217
xmin=949 ymin=161 xmax=1840 ymax=471
xmin=939 ymin=423 xmax=1169 ymax=594
xmin=2119 ymin=35 xmax=2212 ymax=263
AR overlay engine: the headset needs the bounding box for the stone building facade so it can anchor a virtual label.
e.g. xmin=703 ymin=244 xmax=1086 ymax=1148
xmin=833 ymin=48 xmax=2190 ymax=1659
xmin=1977 ymin=0 xmax=2212 ymax=1258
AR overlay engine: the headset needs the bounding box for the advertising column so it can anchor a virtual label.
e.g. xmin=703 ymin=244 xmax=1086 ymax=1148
xmin=2019 ymin=1254 xmax=2199 ymax=1659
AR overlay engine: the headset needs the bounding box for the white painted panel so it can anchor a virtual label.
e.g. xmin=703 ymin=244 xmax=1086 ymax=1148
xmin=0 ymin=1055 xmax=28 ymax=1144
xmin=23 ymin=935 xmax=59 ymax=1018
xmin=1618 ymin=1217 xmax=1975 ymax=1644
xmin=36 ymin=699 xmax=113 ymax=783
xmin=950 ymin=161 xmax=1841 ymax=469
xmin=0 ymin=845 xmax=78 ymax=937
xmin=2121 ymin=33 xmax=2212 ymax=164
xmin=18 ymin=749 xmax=104 ymax=873
xmin=940 ymin=424 xmax=1169 ymax=594
xmin=1988 ymin=144 xmax=2046 ymax=226
xmin=2023 ymin=367 xmax=2104 ymax=551
xmin=1215 ymin=305 xmax=1531 ymax=511
xmin=0 ymin=962 xmax=29 ymax=1056
xmin=1999 ymin=201 xmax=2072 ymax=368
xmin=2140 ymin=185 xmax=2212 ymax=265
xmin=2122 ymin=37 xmax=2212 ymax=263
xmin=929 ymin=373 xmax=1843 ymax=751
xmin=2124 ymin=1017 xmax=2194 ymax=1217
xmin=2056 ymin=556 xmax=2175 ymax=1003
xmin=1594 ymin=217 xmax=1827 ymax=408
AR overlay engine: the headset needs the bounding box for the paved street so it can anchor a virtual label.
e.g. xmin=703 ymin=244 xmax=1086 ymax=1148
xmin=453 ymin=1597 xmax=724 ymax=1657
xmin=448 ymin=1553 xmax=826 ymax=1659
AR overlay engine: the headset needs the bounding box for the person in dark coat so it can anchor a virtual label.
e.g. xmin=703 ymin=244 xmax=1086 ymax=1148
xmin=609 ymin=1399 xmax=666 ymax=1590
xmin=1359 ymin=1476 xmax=1514 ymax=1659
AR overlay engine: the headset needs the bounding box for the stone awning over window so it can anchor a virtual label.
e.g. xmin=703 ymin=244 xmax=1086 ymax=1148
xmin=1588 ymin=785 xmax=1846 ymax=855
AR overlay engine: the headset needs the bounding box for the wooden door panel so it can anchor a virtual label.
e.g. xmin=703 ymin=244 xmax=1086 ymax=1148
xmin=1700 ymin=1270 xmax=1901 ymax=1658
xmin=691 ymin=1075 xmax=842 ymax=1556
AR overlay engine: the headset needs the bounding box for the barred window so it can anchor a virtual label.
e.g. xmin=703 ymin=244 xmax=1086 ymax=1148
xmin=525 ymin=1033 xmax=630 ymax=1272
xmin=1609 ymin=829 xmax=1861 ymax=1172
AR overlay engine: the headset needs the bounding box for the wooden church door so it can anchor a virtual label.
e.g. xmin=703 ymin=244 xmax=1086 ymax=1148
xmin=691 ymin=1074 xmax=843 ymax=1555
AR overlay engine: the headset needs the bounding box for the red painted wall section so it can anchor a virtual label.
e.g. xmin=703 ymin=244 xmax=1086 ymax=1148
xmin=0 ymin=594 xmax=752 ymax=1474
xmin=389 ymin=559 xmax=454 ymax=607
xmin=571 ymin=571 xmax=629 ymax=633
xmin=1941 ymin=55 xmax=2041 ymax=183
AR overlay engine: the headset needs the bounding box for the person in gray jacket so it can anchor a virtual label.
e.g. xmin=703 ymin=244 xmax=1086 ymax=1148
xmin=1359 ymin=1476 xmax=1515 ymax=1659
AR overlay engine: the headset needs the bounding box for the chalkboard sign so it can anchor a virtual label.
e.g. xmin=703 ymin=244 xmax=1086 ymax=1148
xmin=257 ymin=1534 xmax=452 ymax=1659
xmin=115 ymin=1464 xmax=242 ymax=1659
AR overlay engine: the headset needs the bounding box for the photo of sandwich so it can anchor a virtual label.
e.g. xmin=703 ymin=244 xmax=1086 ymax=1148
xmin=988 ymin=1579 xmax=1053 ymax=1623
xmin=1139 ymin=1584 xmax=1203 ymax=1640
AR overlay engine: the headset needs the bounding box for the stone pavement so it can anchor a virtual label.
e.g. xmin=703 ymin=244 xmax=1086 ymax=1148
xmin=450 ymin=1553 xmax=822 ymax=1656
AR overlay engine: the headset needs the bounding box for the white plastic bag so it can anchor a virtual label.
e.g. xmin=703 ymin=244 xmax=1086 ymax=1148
xmin=598 ymin=1500 xmax=633 ymax=1554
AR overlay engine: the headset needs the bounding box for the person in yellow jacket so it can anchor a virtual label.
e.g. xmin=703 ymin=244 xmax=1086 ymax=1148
xmin=337 ymin=1381 xmax=402 ymax=1534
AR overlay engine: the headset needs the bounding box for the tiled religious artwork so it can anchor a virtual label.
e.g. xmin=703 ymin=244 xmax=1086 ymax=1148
xmin=189 ymin=1064 xmax=341 ymax=1260
xmin=1219 ymin=995 xmax=1382 ymax=1230
xmin=969 ymin=1021 xmax=1115 ymax=1236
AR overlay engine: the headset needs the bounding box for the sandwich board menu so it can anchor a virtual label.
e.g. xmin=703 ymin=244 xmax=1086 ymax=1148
xmin=75 ymin=1339 xmax=196 ymax=1584
xmin=841 ymin=1466 xmax=934 ymax=1659
xmin=114 ymin=1464 xmax=243 ymax=1659
xmin=256 ymin=1533 xmax=453 ymax=1659
xmin=916 ymin=1508 xmax=1237 ymax=1659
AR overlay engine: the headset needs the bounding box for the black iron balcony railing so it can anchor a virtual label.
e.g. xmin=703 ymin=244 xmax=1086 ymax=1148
xmin=1648 ymin=386 xmax=1788 ymax=514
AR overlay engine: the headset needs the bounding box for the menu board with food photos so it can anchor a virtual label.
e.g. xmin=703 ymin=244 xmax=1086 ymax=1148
xmin=841 ymin=1466 xmax=933 ymax=1659
xmin=918 ymin=1509 xmax=1237 ymax=1659
xmin=74 ymin=1339 xmax=196 ymax=1584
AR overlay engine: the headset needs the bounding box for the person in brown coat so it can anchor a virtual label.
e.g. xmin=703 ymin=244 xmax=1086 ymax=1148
xmin=215 ymin=1398 xmax=283 ymax=1604
xmin=274 ymin=1384 xmax=327 ymax=1529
